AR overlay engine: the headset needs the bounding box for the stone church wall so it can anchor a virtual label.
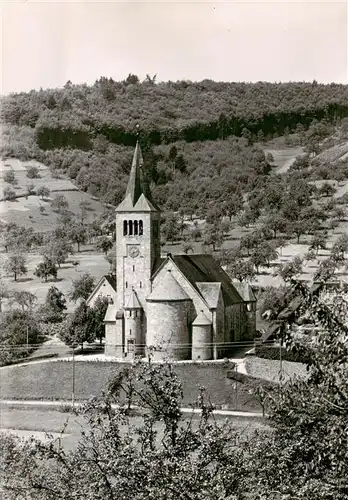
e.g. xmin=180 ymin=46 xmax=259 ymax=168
xmin=146 ymin=300 xmax=191 ymax=361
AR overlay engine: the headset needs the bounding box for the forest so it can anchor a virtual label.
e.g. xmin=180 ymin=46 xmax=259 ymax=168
xmin=1 ymin=77 xmax=348 ymax=210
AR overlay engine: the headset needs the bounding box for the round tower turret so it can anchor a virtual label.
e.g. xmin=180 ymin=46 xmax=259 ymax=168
xmin=146 ymin=271 xmax=191 ymax=361
xmin=124 ymin=289 xmax=143 ymax=358
xmin=192 ymin=311 xmax=212 ymax=360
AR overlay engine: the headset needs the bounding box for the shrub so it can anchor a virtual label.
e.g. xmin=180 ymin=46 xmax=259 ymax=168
xmin=26 ymin=166 xmax=40 ymax=178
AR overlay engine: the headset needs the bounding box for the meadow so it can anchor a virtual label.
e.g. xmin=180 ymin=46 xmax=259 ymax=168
xmin=0 ymin=157 xmax=105 ymax=231
xmin=0 ymin=358 xmax=266 ymax=412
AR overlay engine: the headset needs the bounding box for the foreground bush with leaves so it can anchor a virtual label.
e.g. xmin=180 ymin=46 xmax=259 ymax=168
xmin=1 ymin=282 xmax=348 ymax=499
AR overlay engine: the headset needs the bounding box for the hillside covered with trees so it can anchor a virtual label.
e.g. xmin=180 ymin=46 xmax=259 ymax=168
xmin=1 ymin=77 xmax=348 ymax=210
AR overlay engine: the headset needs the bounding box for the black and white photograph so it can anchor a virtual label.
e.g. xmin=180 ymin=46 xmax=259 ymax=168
xmin=0 ymin=1 xmax=347 ymax=498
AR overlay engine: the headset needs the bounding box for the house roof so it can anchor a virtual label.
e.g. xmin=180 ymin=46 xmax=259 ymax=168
xmin=86 ymin=274 xmax=116 ymax=304
xmin=147 ymin=270 xmax=191 ymax=302
xmin=192 ymin=311 xmax=212 ymax=326
xmin=196 ymin=283 xmax=222 ymax=309
xmin=152 ymin=254 xmax=244 ymax=307
xmin=104 ymin=274 xmax=117 ymax=290
xmin=232 ymin=281 xmax=256 ymax=302
xmin=115 ymin=140 xmax=160 ymax=213
xmin=104 ymin=305 xmax=118 ymax=322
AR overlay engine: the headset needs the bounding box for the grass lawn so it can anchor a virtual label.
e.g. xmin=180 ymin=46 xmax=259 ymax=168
xmin=0 ymin=359 xmax=263 ymax=412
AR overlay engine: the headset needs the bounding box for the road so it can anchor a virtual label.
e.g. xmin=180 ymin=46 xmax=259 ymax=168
xmin=0 ymin=399 xmax=264 ymax=418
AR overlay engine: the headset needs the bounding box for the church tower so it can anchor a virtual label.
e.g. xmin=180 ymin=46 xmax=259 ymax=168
xmin=115 ymin=140 xmax=161 ymax=316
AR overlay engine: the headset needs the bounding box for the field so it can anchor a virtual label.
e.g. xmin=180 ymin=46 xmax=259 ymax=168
xmin=264 ymin=145 xmax=304 ymax=174
xmin=0 ymin=358 xmax=265 ymax=412
xmin=0 ymin=245 xmax=110 ymax=313
xmin=0 ymin=158 xmax=106 ymax=231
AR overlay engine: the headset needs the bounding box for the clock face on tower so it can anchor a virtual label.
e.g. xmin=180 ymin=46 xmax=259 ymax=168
xmin=129 ymin=246 xmax=140 ymax=258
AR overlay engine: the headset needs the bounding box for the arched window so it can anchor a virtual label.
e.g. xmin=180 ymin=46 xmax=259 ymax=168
xmin=128 ymin=220 xmax=133 ymax=235
xmin=139 ymin=220 xmax=143 ymax=235
xmin=123 ymin=220 xmax=128 ymax=236
xmin=134 ymin=220 xmax=138 ymax=235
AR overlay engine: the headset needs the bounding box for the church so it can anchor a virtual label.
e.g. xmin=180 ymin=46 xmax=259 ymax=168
xmin=90 ymin=141 xmax=256 ymax=361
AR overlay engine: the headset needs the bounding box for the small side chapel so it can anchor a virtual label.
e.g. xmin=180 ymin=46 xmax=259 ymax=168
xmin=97 ymin=141 xmax=256 ymax=360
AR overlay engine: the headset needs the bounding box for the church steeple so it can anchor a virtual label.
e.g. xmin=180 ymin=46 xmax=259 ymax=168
xmin=116 ymin=137 xmax=159 ymax=213
xmin=124 ymin=140 xmax=144 ymax=206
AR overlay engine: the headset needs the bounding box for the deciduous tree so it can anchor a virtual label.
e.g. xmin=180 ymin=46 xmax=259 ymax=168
xmin=36 ymin=185 xmax=50 ymax=200
xmin=4 ymin=253 xmax=27 ymax=281
xmin=70 ymin=272 xmax=95 ymax=302
xmin=34 ymin=258 xmax=58 ymax=282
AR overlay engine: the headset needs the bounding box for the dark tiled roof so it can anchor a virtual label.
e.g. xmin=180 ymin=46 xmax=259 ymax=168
xmin=104 ymin=274 xmax=116 ymax=291
xmin=178 ymin=254 xmax=243 ymax=306
xmin=232 ymin=281 xmax=257 ymax=302
xmin=196 ymin=283 xmax=221 ymax=309
xmin=153 ymin=254 xmax=243 ymax=307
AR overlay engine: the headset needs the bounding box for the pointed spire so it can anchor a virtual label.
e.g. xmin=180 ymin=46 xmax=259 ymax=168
xmin=124 ymin=139 xmax=144 ymax=206
xmin=116 ymin=128 xmax=161 ymax=212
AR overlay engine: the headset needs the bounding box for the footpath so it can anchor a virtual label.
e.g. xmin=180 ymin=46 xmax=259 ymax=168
xmin=0 ymin=399 xmax=264 ymax=418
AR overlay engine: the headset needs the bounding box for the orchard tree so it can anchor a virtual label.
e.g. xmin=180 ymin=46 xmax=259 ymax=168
xmin=26 ymin=183 xmax=35 ymax=197
xmin=26 ymin=166 xmax=40 ymax=178
xmin=190 ymin=226 xmax=202 ymax=242
xmin=10 ymin=291 xmax=37 ymax=312
xmin=68 ymin=222 xmax=88 ymax=252
xmin=332 ymin=206 xmax=346 ymax=222
xmin=263 ymin=212 xmax=286 ymax=239
xmin=278 ymin=256 xmax=303 ymax=282
xmin=331 ymin=233 xmax=348 ymax=262
xmin=161 ymin=212 xmax=181 ymax=245
xmin=287 ymin=219 xmax=309 ymax=244
xmin=44 ymin=237 xmax=72 ymax=267
xmin=3 ymin=169 xmax=16 ymax=184
xmin=203 ymin=223 xmax=224 ymax=251
xmin=277 ymin=237 xmax=289 ymax=256
xmin=34 ymin=258 xmax=58 ymax=282
xmin=250 ymin=242 xmax=278 ymax=270
xmin=70 ymin=272 xmax=95 ymax=302
xmin=0 ymin=310 xmax=41 ymax=364
xmin=4 ymin=253 xmax=27 ymax=281
xmin=3 ymin=186 xmax=16 ymax=201
xmin=257 ymin=285 xmax=288 ymax=320
xmin=96 ymin=236 xmax=113 ymax=255
xmin=205 ymin=205 xmax=224 ymax=225
xmin=239 ymin=232 xmax=261 ymax=256
xmin=51 ymin=194 xmax=69 ymax=213
xmin=310 ymin=232 xmax=328 ymax=255
xmin=40 ymin=286 xmax=67 ymax=323
xmin=36 ymin=185 xmax=50 ymax=200
xmin=226 ymin=258 xmax=256 ymax=282
xmin=223 ymin=193 xmax=243 ymax=220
